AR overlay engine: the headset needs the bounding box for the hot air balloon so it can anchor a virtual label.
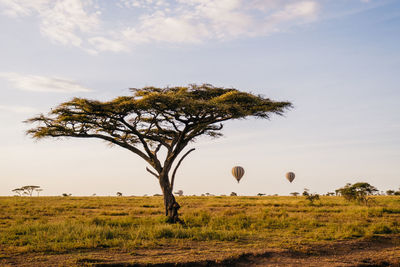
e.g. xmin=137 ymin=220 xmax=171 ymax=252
xmin=232 ymin=166 xmax=245 ymax=183
xmin=286 ymin=172 xmax=295 ymax=183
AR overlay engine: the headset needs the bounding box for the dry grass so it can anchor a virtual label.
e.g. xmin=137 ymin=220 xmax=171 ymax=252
xmin=0 ymin=195 xmax=399 ymax=265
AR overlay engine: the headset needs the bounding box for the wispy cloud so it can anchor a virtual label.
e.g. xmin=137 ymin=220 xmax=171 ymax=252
xmin=0 ymin=72 xmax=92 ymax=93
xmin=88 ymin=36 xmax=130 ymax=54
xmin=0 ymin=0 xmax=321 ymax=53
xmin=0 ymin=104 xmax=38 ymax=114
xmin=0 ymin=0 xmax=100 ymax=48
xmin=119 ymin=0 xmax=320 ymax=44
xmin=39 ymin=0 xmax=100 ymax=47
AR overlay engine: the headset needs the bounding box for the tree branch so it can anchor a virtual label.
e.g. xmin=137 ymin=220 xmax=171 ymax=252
xmin=120 ymin=118 xmax=153 ymax=156
xmin=146 ymin=167 xmax=159 ymax=179
xmin=154 ymin=143 xmax=162 ymax=155
xmin=36 ymin=131 xmax=152 ymax=165
xmin=121 ymin=118 xmax=171 ymax=151
xmin=120 ymin=118 xmax=163 ymax=172
xmin=170 ymin=148 xmax=195 ymax=190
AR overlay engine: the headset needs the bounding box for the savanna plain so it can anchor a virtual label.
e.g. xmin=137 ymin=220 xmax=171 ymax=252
xmin=0 ymin=196 xmax=399 ymax=266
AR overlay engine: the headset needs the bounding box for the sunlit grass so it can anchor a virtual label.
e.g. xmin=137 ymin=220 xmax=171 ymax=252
xmin=0 ymin=196 xmax=399 ymax=255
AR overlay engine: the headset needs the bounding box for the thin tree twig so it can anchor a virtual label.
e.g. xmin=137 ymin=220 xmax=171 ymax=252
xmin=146 ymin=167 xmax=159 ymax=179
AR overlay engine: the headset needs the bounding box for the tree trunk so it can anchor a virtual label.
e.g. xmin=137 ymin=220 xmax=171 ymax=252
xmin=159 ymin=174 xmax=181 ymax=223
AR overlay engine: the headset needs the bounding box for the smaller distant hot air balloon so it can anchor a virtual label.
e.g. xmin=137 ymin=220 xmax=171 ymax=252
xmin=286 ymin=172 xmax=295 ymax=183
xmin=232 ymin=166 xmax=245 ymax=183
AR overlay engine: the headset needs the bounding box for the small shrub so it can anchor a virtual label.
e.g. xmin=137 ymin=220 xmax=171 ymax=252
xmin=303 ymin=189 xmax=319 ymax=204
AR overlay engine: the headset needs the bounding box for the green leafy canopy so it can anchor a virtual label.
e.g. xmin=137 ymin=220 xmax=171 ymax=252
xmin=25 ymin=84 xmax=292 ymax=177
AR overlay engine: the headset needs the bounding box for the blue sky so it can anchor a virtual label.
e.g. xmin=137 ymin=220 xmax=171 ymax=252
xmin=0 ymin=0 xmax=399 ymax=196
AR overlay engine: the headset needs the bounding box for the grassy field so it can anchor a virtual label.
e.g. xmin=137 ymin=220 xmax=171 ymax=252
xmin=0 ymin=196 xmax=399 ymax=266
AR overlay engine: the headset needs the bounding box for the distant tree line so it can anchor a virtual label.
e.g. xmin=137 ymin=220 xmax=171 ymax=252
xmin=386 ymin=189 xmax=400 ymax=196
xmin=11 ymin=182 xmax=399 ymax=200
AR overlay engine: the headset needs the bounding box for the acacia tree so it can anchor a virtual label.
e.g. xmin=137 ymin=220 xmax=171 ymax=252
xmin=26 ymin=84 xmax=291 ymax=223
xmin=12 ymin=188 xmax=24 ymax=196
xmin=12 ymin=186 xmax=41 ymax=196
xmin=35 ymin=188 xmax=44 ymax=196
xmin=336 ymin=182 xmax=378 ymax=205
xmin=23 ymin=185 xmax=41 ymax=196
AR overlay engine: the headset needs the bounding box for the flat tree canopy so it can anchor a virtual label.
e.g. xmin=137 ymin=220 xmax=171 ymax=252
xmin=12 ymin=186 xmax=41 ymax=196
xmin=26 ymin=84 xmax=292 ymax=222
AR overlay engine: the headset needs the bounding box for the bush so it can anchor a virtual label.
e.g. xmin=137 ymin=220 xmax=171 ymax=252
xmin=386 ymin=190 xmax=395 ymax=196
xmin=302 ymin=189 xmax=319 ymax=204
xmin=336 ymin=182 xmax=378 ymax=205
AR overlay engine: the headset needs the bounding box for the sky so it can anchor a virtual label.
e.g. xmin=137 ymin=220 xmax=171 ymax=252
xmin=0 ymin=0 xmax=399 ymax=196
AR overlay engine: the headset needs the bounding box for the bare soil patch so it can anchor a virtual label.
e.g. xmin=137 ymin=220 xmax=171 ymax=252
xmin=1 ymin=235 xmax=399 ymax=266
